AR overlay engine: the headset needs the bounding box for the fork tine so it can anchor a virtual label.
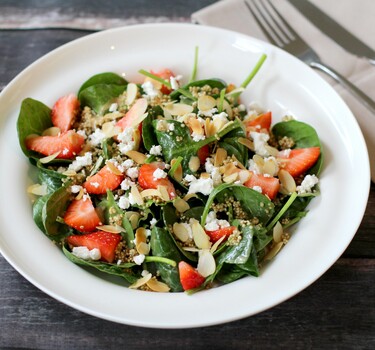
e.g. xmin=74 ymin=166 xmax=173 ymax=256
xmin=244 ymin=0 xmax=282 ymax=46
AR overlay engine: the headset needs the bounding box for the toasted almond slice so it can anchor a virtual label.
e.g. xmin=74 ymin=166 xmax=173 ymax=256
xmin=278 ymin=169 xmax=296 ymax=194
xmin=188 ymin=117 xmax=204 ymax=135
xmin=97 ymin=225 xmax=123 ymax=234
xmin=173 ymin=223 xmax=190 ymax=242
xmin=130 ymin=112 xmax=149 ymax=129
xmin=106 ymin=161 xmax=123 ymax=175
xmin=135 ymin=227 xmax=147 ymax=245
xmin=238 ymin=170 xmax=251 ymax=184
xmin=27 ymin=183 xmax=48 ymax=196
xmin=75 ymin=187 xmax=84 ymax=200
xmin=157 ymin=185 xmax=170 ymax=201
xmin=103 ymin=111 xmax=123 ymax=122
xmin=129 ymin=273 xmax=152 ymax=289
xmin=173 ymin=197 xmax=190 ymax=213
xmin=204 ymin=119 xmax=215 ymax=137
xmin=197 ymin=95 xmax=217 ymax=111
xmin=265 ymin=145 xmax=279 ymax=157
xmin=42 ymin=126 xmax=61 ymax=136
xmin=131 ymin=185 xmax=144 ymax=205
xmin=137 ymin=242 xmax=150 ymax=255
xmin=263 ymin=157 xmax=279 ymax=176
xmin=221 ymin=162 xmax=238 ymax=177
xmin=224 ymin=87 xmax=245 ymax=97
xmin=129 ymin=213 xmax=140 ymax=230
xmin=126 ymin=150 xmax=147 ymax=164
xmin=126 ymin=83 xmax=138 ymax=105
xmin=62 ymin=169 xmax=77 ymax=177
xmin=39 ymin=151 xmax=61 ymax=164
xmin=273 ymin=221 xmax=283 ymax=243
xmin=238 ymin=137 xmax=254 ymax=151
xmin=170 ymin=158 xmax=183 ymax=182
xmin=102 ymin=121 xmax=121 ymax=138
xmin=146 ymin=277 xmax=170 ymax=292
xmin=214 ymin=148 xmax=227 ymax=167
xmin=183 ymin=247 xmax=200 ymax=252
xmin=210 ymin=235 xmax=226 ymax=254
xmin=132 ymin=129 xmax=141 ymax=151
xmin=232 ymin=155 xmax=246 ymax=169
xmin=212 ymin=118 xmax=226 ymax=134
xmin=140 ymin=189 xmax=162 ymax=198
xmin=253 ymin=154 xmax=265 ymax=167
xmin=221 ymin=99 xmax=233 ymax=118
xmin=183 ymin=193 xmax=198 ymax=201
xmin=223 ymin=172 xmax=238 ymax=183
xmin=164 ymin=103 xmax=194 ymax=116
xmin=200 ymin=172 xmax=211 ymax=179
xmin=191 ymin=219 xmax=211 ymax=249
xmin=188 ymin=156 xmax=200 ymax=173
xmin=197 ymin=249 xmax=216 ymax=277
xmin=264 ymin=242 xmax=284 ymax=261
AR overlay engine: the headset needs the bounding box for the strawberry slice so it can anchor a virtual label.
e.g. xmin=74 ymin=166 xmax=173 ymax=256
xmin=64 ymin=197 xmax=101 ymax=232
xmin=245 ymin=111 xmax=272 ymax=133
xmin=197 ymin=145 xmax=210 ymax=165
xmin=151 ymin=68 xmax=175 ymax=95
xmin=51 ymin=93 xmax=80 ymax=132
xmin=178 ymin=261 xmax=205 ymax=291
xmin=244 ymin=171 xmax=280 ymax=200
xmin=25 ymin=130 xmax=85 ymax=159
xmin=116 ymin=98 xmax=148 ymax=131
xmin=205 ymin=226 xmax=236 ymax=243
xmin=138 ymin=163 xmax=176 ymax=199
xmin=83 ymin=165 xmax=124 ymax=194
xmin=277 ymin=147 xmax=320 ymax=177
xmin=67 ymin=231 xmax=121 ymax=263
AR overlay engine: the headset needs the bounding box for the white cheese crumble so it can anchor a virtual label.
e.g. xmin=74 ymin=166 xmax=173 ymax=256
xmin=109 ymin=103 xmax=118 ymax=112
xmin=188 ymin=177 xmax=214 ymax=196
xmin=120 ymin=178 xmax=135 ymax=191
xmin=168 ymin=122 xmax=175 ymax=131
xmin=122 ymin=159 xmax=134 ymax=169
xmin=118 ymin=195 xmax=130 ymax=209
xmin=250 ymin=131 xmax=270 ymax=157
xmin=76 ymin=129 xmax=87 ymax=139
xmin=297 ymin=174 xmax=319 ymax=194
xmin=150 ymin=218 xmax=157 ymax=228
xmin=72 ymin=246 xmax=101 ymax=261
xmin=68 ymin=152 xmax=93 ymax=172
xmin=141 ymin=269 xmax=150 ymax=277
xmin=212 ymin=112 xmax=228 ymax=124
xmin=70 ymin=185 xmax=82 ymax=193
xmin=191 ymin=132 xmax=206 ymax=142
xmin=89 ymin=128 xmax=106 ymax=146
xmin=133 ymin=254 xmax=145 ymax=265
xmin=198 ymin=107 xmax=218 ymax=117
xmin=252 ymin=186 xmax=263 ymax=193
xmin=204 ymin=211 xmax=231 ymax=231
xmin=141 ymin=81 xmax=160 ymax=98
xmin=170 ymin=75 xmax=182 ymax=90
xmin=126 ymin=167 xmax=139 ymax=179
xmin=153 ymin=168 xmax=167 ymax=180
xmin=150 ymin=145 xmax=163 ymax=156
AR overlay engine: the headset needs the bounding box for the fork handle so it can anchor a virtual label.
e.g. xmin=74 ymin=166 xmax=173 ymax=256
xmin=310 ymin=61 xmax=375 ymax=115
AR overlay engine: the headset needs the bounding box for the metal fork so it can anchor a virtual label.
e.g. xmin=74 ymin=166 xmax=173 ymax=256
xmin=245 ymin=0 xmax=375 ymax=115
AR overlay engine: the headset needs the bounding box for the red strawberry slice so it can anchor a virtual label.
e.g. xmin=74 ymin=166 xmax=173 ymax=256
xmin=245 ymin=111 xmax=272 ymax=133
xmin=51 ymin=93 xmax=80 ymax=132
xmin=244 ymin=171 xmax=280 ymax=200
xmin=277 ymin=147 xmax=320 ymax=177
xmin=197 ymin=145 xmax=210 ymax=165
xmin=178 ymin=261 xmax=205 ymax=291
xmin=67 ymin=231 xmax=121 ymax=263
xmin=25 ymin=130 xmax=85 ymax=159
xmin=138 ymin=163 xmax=176 ymax=199
xmin=205 ymin=226 xmax=236 ymax=243
xmin=151 ymin=68 xmax=175 ymax=95
xmin=116 ymin=98 xmax=148 ymax=131
xmin=83 ymin=165 xmax=124 ymax=194
xmin=64 ymin=197 xmax=101 ymax=232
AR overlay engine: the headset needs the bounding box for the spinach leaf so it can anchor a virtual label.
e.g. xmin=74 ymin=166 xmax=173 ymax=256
xmin=218 ymin=126 xmax=248 ymax=166
xmin=33 ymin=194 xmax=50 ymax=234
xmin=170 ymin=78 xmax=227 ymax=100
xmin=272 ymin=120 xmax=323 ymax=175
xmin=42 ymin=182 xmax=72 ymax=236
xmin=79 ymin=84 xmax=126 ymax=115
xmin=142 ymin=105 xmax=163 ymax=151
xmin=78 ymin=72 xmax=127 ymax=95
xmin=37 ymin=162 xmax=66 ymax=193
xmin=62 ymin=246 xmax=138 ymax=284
xmin=183 ymin=206 xmax=204 ymax=221
xmin=17 ymin=98 xmax=52 ymax=158
xmin=150 ymin=227 xmax=183 ymax=292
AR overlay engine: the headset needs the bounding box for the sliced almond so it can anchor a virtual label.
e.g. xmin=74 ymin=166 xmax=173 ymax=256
xmin=200 ymin=172 xmax=211 ymax=179
xmin=131 ymin=185 xmax=144 ymax=205
xmin=39 ymin=151 xmax=60 ymax=164
xmin=157 ymin=185 xmax=170 ymax=202
xmin=173 ymin=197 xmax=190 ymax=213
xmin=197 ymin=249 xmax=216 ymax=277
xmin=223 ymin=172 xmax=238 ymax=183
xmin=238 ymin=137 xmax=254 ymax=151
xmin=137 ymin=242 xmax=150 ymax=255
xmin=102 ymin=122 xmax=121 ymax=138
xmin=135 ymin=227 xmax=147 ymax=245
xmin=75 ymin=187 xmax=84 ymax=200
xmin=27 ymin=183 xmax=48 ymax=196
xmin=253 ymin=154 xmax=265 ymax=167
xmin=106 ymin=161 xmax=123 ymax=175
xmin=146 ymin=277 xmax=170 ymax=292
xmin=126 ymin=83 xmax=138 ymax=105
xmin=191 ymin=219 xmax=211 ymax=249
xmin=214 ymin=148 xmax=227 ymax=167
xmin=170 ymin=158 xmax=183 ymax=182
xmin=264 ymin=242 xmax=284 ymax=261
xmin=183 ymin=247 xmax=200 ymax=252
xmin=224 ymin=87 xmax=245 ymax=97
xmin=132 ymin=129 xmax=141 ymax=151
xmin=129 ymin=273 xmax=152 ymax=289
xmin=238 ymin=170 xmax=251 ymax=184
xmin=204 ymin=119 xmax=215 ymax=137
xmin=183 ymin=193 xmax=198 ymax=201
xmin=173 ymin=223 xmax=190 ymax=242
xmin=97 ymin=225 xmax=123 ymax=234
xmin=278 ymin=169 xmax=296 ymax=194
xmin=164 ymin=103 xmax=193 ymax=116
xmin=263 ymin=157 xmax=279 ymax=176
xmin=231 ymin=155 xmax=246 ymax=169
xmin=197 ymin=95 xmax=217 ymax=111
xmin=210 ymin=235 xmax=226 ymax=254
xmin=188 ymin=156 xmax=200 ymax=173
xmin=220 ymin=162 xmax=238 ymax=177
xmin=273 ymin=221 xmax=283 ymax=243
xmin=42 ymin=126 xmax=61 ymax=136
xmin=221 ymin=99 xmax=233 ymax=118
xmin=188 ymin=117 xmax=204 ymax=135
xmin=128 ymin=213 xmax=140 ymax=230
xmin=126 ymin=150 xmax=147 ymax=164
xmin=140 ymin=189 xmax=162 ymax=199
xmin=265 ymin=145 xmax=279 ymax=157
xmin=125 ymin=98 xmax=148 ymax=128
xmin=62 ymin=169 xmax=77 ymax=177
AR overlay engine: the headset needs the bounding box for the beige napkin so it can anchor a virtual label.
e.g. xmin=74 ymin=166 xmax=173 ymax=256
xmin=192 ymin=0 xmax=375 ymax=182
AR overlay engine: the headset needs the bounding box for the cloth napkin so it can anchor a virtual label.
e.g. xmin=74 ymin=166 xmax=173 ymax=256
xmin=192 ymin=0 xmax=375 ymax=182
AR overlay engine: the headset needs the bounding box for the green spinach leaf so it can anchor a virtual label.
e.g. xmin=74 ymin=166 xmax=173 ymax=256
xmin=78 ymin=72 xmax=127 ymax=95
xmin=170 ymin=78 xmax=227 ymax=100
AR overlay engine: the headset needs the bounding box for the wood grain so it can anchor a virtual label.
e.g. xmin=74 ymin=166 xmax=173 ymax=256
xmin=0 ymin=1 xmax=374 ymax=348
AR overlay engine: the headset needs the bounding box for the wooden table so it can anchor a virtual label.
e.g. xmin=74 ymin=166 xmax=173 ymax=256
xmin=1 ymin=1 xmax=374 ymax=348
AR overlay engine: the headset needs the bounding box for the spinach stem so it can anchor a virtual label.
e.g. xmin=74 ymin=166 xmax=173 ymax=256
xmin=138 ymin=69 xmax=172 ymax=88
xmin=189 ymin=46 xmax=199 ymax=83
xmin=266 ymin=192 xmax=298 ymax=231
xmin=144 ymin=256 xmax=177 ymax=267
xmin=176 ymin=88 xmax=196 ymax=101
xmin=168 ymin=156 xmax=184 ymax=178
xmin=240 ymin=53 xmax=267 ymax=88
xmin=218 ymin=88 xmax=226 ymax=113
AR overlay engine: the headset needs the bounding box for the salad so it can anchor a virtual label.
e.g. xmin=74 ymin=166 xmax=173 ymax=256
xmin=17 ymin=53 xmax=323 ymax=293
